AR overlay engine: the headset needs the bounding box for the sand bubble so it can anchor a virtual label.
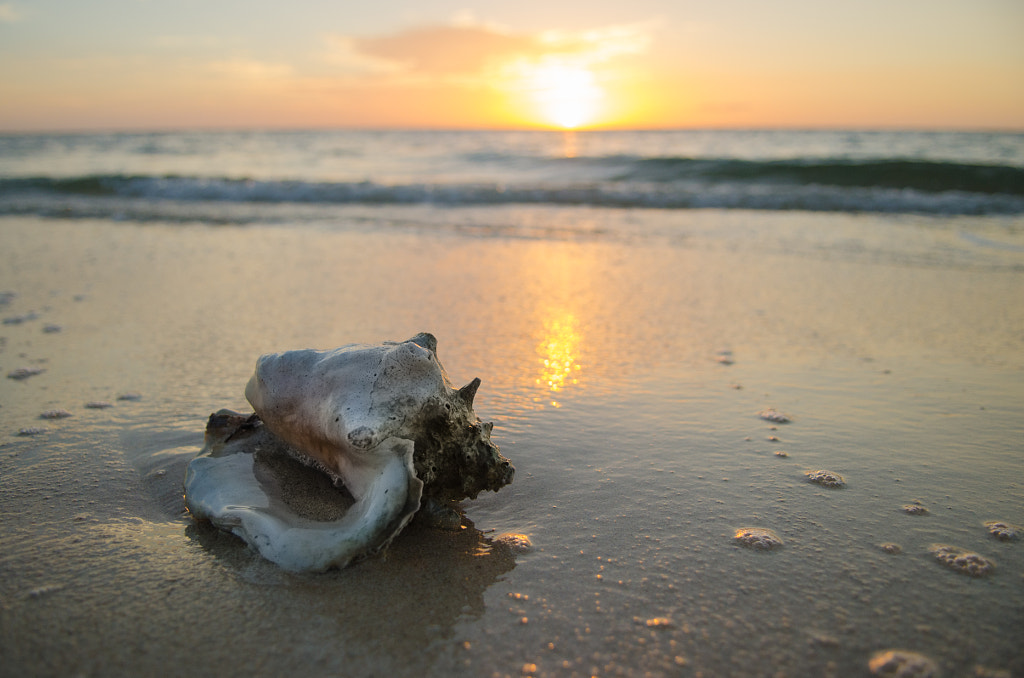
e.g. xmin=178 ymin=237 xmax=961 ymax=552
xmin=733 ymin=527 xmax=783 ymax=550
xmin=868 ymin=649 xmax=938 ymax=678
xmin=929 ymin=544 xmax=995 ymax=577
xmin=494 ymin=533 xmax=534 ymax=553
xmin=759 ymin=408 xmax=791 ymax=423
xmin=805 ymin=470 xmax=845 ymax=488
xmin=983 ymin=521 xmax=1020 ymax=541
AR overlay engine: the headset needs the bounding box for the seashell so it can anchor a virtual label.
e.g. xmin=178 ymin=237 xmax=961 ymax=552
xmin=184 ymin=333 xmax=514 ymax=572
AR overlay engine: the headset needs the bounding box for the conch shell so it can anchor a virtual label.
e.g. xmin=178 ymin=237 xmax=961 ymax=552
xmin=184 ymin=333 xmax=514 ymax=572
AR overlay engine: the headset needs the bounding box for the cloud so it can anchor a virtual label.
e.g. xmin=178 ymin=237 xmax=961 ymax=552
xmin=207 ymin=59 xmax=293 ymax=81
xmin=351 ymin=25 xmax=533 ymax=76
xmin=321 ymin=36 xmax=407 ymax=76
xmin=499 ymin=21 xmax=655 ymax=91
xmin=536 ymin=22 xmax=655 ymax=64
xmin=327 ymin=19 xmax=654 ymax=82
xmin=0 ymin=3 xmax=22 ymax=22
xmin=448 ymin=8 xmax=513 ymax=34
xmin=152 ymin=35 xmax=226 ymax=50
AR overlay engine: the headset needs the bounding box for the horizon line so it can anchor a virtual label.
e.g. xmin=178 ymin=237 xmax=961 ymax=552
xmin=2 ymin=123 xmax=1022 ymax=136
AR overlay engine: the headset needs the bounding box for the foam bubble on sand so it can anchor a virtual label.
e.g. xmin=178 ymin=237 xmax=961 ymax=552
xmin=902 ymin=503 xmax=929 ymax=515
xmin=805 ymin=470 xmax=845 ymax=488
xmin=759 ymin=408 xmax=791 ymax=423
xmin=84 ymin=401 xmax=113 ymax=409
xmin=39 ymin=409 xmax=72 ymax=420
xmin=733 ymin=527 xmax=783 ymax=550
xmin=878 ymin=543 xmax=902 ymax=554
xmin=868 ymin=649 xmax=938 ymax=678
xmin=7 ymin=367 xmax=45 ymax=380
xmin=117 ymin=393 xmax=142 ymax=401
xmin=494 ymin=533 xmax=533 ymax=553
xmin=17 ymin=427 xmax=46 ymax=436
xmin=983 ymin=521 xmax=1021 ymax=541
xmin=929 ymin=544 xmax=995 ymax=577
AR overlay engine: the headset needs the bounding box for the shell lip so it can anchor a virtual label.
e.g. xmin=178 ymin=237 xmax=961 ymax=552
xmin=185 ymin=415 xmax=425 ymax=572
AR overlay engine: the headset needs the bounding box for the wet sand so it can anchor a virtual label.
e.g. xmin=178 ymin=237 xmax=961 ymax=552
xmin=1 ymin=213 xmax=1022 ymax=677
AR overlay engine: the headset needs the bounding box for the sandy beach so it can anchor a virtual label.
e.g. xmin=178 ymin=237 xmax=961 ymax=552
xmin=1 ymin=208 xmax=1022 ymax=677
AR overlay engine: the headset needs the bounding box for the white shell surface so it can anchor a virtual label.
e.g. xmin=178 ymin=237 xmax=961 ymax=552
xmin=184 ymin=416 xmax=422 ymax=572
xmin=244 ymin=335 xmax=449 ymax=489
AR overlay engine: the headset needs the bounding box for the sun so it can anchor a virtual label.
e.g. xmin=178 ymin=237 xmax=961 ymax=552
xmin=523 ymin=61 xmax=603 ymax=129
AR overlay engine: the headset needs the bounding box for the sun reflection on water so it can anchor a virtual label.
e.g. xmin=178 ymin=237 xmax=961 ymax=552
xmin=561 ymin=130 xmax=578 ymax=159
xmin=536 ymin=312 xmax=581 ymax=408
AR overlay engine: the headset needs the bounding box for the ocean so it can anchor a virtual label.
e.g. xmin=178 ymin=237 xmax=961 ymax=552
xmin=1 ymin=128 xmax=1022 ymax=677
xmin=2 ymin=129 xmax=1023 ymax=223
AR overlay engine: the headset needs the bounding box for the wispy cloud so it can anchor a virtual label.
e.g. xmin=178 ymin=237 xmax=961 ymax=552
xmin=321 ymin=36 xmax=407 ymax=77
xmin=349 ymin=25 xmax=533 ymax=77
xmin=153 ymin=35 xmax=227 ymax=50
xmin=535 ymin=22 xmax=655 ymax=63
xmin=207 ymin=59 xmax=293 ymax=81
xmin=325 ymin=19 xmax=654 ymax=87
xmin=0 ymin=3 xmax=23 ymax=22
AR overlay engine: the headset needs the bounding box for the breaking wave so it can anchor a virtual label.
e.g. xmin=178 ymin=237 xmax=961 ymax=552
xmin=1 ymin=155 xmax=1022 ymax=222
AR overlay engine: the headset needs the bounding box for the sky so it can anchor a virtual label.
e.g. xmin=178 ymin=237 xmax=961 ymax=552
xmin=0 ymin=0 xmax=1022 ymax=132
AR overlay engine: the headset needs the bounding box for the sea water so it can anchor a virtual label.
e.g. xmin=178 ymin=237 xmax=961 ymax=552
xmin=2 ymin=129 xmax=1023 ymax=219
xmin=1 ymin=129 xmax=1022 ymax=677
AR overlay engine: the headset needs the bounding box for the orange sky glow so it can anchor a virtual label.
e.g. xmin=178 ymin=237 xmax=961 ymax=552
xmin=0 ymin=1 xmax=1022 ymax=132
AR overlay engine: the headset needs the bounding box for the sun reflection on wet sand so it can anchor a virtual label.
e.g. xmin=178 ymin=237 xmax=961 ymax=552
xmin=536 ymin=311 xmax=581 ymax=408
